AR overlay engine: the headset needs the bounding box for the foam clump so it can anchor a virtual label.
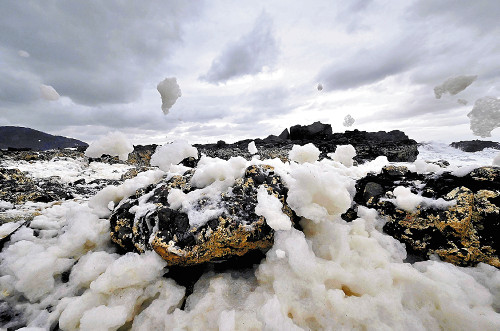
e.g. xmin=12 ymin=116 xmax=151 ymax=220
xmin=157 ymin=77 xmax=181 ymax=114
xmin=40 ymin=84 xmax=60 ymax=101
xmin=190 ymin=156 xmax=247 ymax=188
xmin=468 ymin=96 xmax=500 ymax=137
xmin=88 ymin=169 xmax=164 ymax=217
xmin=85 ymin=131 xmax=134 ymax=161
xmin=150 ymin=140 xmax=198 ymax=172
xmin=286 ymin=162 xmax=353 ymax=222
xmin=255 ymin=186 xmax=292 ymax=230
xmin=343 ymin=114 xmax=355 ymax=127
xmin=391 ymin=186 xmax=456 ymax=212
xmin=247 ymin=141 xmax=257 ymax=154
xmin=434 ymin=75 xmax=477 ymax=99
xmin=289 ymin=143 xmax=320 ymax=164
xmin=18 ymin=50 xmax=30 ymax=58
xmin=492 ymin=153 xmax=500 ymax=167
xmin=331 ymin=144 xmax=356 ymax=167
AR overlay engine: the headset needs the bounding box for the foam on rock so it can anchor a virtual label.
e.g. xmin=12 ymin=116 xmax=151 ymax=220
xmin=150 ymin=140 xmax=198 ymax=172
xmin=289 ymin=143 xmax=320 ymax=164
xmin=85 ymin=132 xmax=134 ymax=161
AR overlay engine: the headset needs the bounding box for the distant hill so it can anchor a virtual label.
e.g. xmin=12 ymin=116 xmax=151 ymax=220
xmin=0 ymin=126 xmax=88 ymax=151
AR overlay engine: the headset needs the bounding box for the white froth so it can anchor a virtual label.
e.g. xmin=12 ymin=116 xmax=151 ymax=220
xmin=493 ymin=152 xmax=500 ymax=166
xmin=1 ymin=141 xmax=499 ymax=330
xmin=331 ymin=144 xmax=356 ymax=167
xmin=40 ymin=84 xmax=60 ymax=101
xmin=190 ymin=156 xmax=247 ymax=188
xmin=289 ymin=143 xmax=320 ymax=164
xmin=150 ymin=140 xmax=198 ymax=172
xmin=85 ymin=132 xmax=134 ymax=161
xmin=434 ymin=75 xmax=477 ymax=99
xmin=247 ymin=141 xmax=258 ymax=155
xmin=255 ymin=186 xmax=292 ymax=231
xmin=157 ymin=77 xmax=181 ymax=114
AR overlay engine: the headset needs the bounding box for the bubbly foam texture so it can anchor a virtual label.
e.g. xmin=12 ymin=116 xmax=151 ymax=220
xmin=85 ymin=131 xmax=134 ymax=161
xmin=150 ymin=140 xmax=198 ymax=172
xmin=1 ymin=143 xmax=499 ymax=330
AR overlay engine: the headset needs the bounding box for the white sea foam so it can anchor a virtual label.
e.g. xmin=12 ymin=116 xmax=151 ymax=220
xmin=0 ymin=142 xmax=499 ymax=330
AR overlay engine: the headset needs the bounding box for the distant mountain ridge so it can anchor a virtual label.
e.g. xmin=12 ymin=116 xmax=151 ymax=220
xmin=0 ymin=126 xmax=88 ymax=151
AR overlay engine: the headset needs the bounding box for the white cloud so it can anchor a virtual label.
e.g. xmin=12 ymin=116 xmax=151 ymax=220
xmin=201 ymin=12 xmax=278 ymax=83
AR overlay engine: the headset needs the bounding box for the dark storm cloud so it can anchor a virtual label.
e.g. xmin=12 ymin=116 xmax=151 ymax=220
xmin=201 ymin=12 xmax=279 ymax=83
xmin=317 ymin=37 xmax=422 ymax=91
xmin=0 ymin=0 xmax=200 ymax=106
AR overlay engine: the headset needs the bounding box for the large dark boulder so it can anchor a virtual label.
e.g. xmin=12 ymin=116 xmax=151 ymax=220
xmin=346 ymin=166 xmax=500 ymax=267
xmin=450 ymin=140 xmax=500 ymax=152
xmin=110 ymin=165 xmax=298 ymax=266
xmin=289 ymin=121 xmax=332 ymax=140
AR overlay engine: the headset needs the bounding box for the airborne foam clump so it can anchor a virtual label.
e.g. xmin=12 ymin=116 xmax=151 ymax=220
xmin=248 ymin=141 xmax=258 ymax=154
xmin=150 ymin=140 xmax=198 ymax=172
xmin=343 ymin=114 xmax=355 ymax=127
xmin=458 ymin=98 xmax=468 ymax=106
xmin=467 ymin=96 xmax=500 ymax=137
xmin=40 ymin=84 xmax=60 ymax=101
xmin=434 ymin=75 xmax=477 ymax=99
xmin=289 ymin=143 xmax=320 ymax=164
xmin=331 ymin=144 xmax=356 ymax=167
xmin=157 ymin=77 xmax=181 ymax=114
xmin=255 ymin=186 xmax=292 ymax=231
xmin=18 ymin=50 xmax=30 ymax=58
xmin=85 ymin=132 xmax=134 ymax=161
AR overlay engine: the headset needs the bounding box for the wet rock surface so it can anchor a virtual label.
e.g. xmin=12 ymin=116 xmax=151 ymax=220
xmin=345 ymin=166 xmax=500 ymax=267
xmin=110 ymin=165 xmax=298 ymax=266
xmin=450 ymin=140 xmax=500 ymax=152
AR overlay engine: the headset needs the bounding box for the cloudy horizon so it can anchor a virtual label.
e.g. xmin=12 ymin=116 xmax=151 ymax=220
xmin=1 ymin=0 xmax=499 ymax=145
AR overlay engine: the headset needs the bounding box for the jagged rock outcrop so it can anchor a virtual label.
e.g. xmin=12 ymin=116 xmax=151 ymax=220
xmin=450 ymin=140 xmax=500 ymax=152
xmin=110 ymin=165 xmax=298 ymax=266
xmin=345 ymin=166 xmax=500 ymax=267
xmin=194 ymin=123 xmax=418 ymax=164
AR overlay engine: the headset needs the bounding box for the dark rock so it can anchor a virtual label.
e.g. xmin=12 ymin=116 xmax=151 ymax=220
xmin=290 ymin=121 xmax=332 ymax=140
xmin=0 ymin=300 xmax=26 ymax=330
xmin=349 ymin=166 xmax=500 ymax=267
xmin=278 ymin=128 xmax=290 ymax=140
xmin=126 ymin=144 xmax=157 ymax=167
xmin=110 ymin=165 xmax=299 ymax=266
xmin=0 ymin=126 xmax=87 ymax=151
xmin=450 ymin=140 xmax=500 ymax=152
xmin=193 ymin=123 xmax=418 ymax=163
xmin=216 ymin=140 xmax=226 ymax=147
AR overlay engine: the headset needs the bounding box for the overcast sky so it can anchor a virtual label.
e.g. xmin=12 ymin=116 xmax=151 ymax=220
xmin=1 ymin=0 xmax=499 ymax=145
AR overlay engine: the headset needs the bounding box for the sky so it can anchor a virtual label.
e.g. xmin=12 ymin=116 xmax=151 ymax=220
xmin=1 ymin=0 xmax=499 ymax=145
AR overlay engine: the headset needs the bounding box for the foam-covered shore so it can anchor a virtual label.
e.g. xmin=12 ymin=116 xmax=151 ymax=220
xmin=1 ymin=142 xmax=500 ymax=330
